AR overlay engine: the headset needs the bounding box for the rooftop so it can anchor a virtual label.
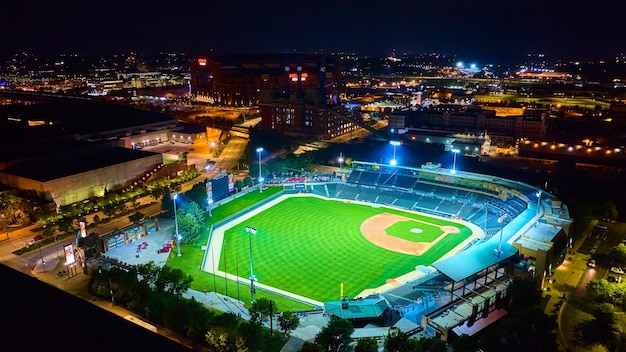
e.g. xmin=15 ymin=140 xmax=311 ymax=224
xmin=2 ymin=145 xmax=160 ymax=181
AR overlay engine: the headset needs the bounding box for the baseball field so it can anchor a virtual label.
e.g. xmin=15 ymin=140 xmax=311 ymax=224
xmin=213 ymin=195 xmax=475 ymax=304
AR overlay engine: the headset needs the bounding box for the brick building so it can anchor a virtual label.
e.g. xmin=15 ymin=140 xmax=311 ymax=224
xmin=191 ymin=53 xmax=356 ymax=139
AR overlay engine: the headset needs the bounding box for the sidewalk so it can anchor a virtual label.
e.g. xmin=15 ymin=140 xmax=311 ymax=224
xmin=545 ymin=220 xmax=597 ymax=352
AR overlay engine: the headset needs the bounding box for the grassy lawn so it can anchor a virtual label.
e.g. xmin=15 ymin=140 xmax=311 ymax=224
xmin=219 ymin=196 xmax=472 ymax=303
xmin=169 ymin=186 xmax=312 ymax=312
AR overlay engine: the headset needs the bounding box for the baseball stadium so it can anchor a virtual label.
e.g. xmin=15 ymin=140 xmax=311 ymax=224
xmin=203 ymin=160 xmax=573 ymax=341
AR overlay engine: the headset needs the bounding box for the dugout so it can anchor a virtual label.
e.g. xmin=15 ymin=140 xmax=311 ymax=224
xmin=324 ymin=295 xmax=391 ymax=328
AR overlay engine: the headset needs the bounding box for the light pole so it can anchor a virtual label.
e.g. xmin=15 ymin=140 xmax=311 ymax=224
xmin=256 ymin=147 xmax=264 ymax=193
xmin=338 ymin=153 xmax=344 ymax=170
xmin=172 ymin=192 xmax=181 ymax=257
xmin=535 ymin=190 xmax=542 ymax=217
xmin=451 ymin=148 xmax=460 ymax=174
xmin=245 ymin=226 xmax=257 ymax=303
xmin=210 ymin=141 xmax=216 ymax=157
xmin=205 ymin=164 xmax=212 ymax=217
xmin=39 ymin=246 xmax=46 ymax=272
xmin=390 ymin=141 xmax=400 ymax=166
xmin=497 ymin=213 xmax=507 ymax=257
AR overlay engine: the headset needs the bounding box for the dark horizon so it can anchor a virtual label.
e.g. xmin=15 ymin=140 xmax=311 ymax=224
xmin=3 ymin=0 xmax=625 ymax=65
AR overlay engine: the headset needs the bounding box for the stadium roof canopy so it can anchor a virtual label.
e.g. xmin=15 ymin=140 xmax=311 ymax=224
xmin=324 ymin=296 xmax=388 ymax=320
xmin=432 ymin=243 xmax=517 ymax=283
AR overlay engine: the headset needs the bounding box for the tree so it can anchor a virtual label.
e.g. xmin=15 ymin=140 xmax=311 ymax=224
xmin=586 ymin=279 xmax=615 ymax=303
xmin=234 ymin=180 xmax=244 ymax=190
xmin=383 ymin=328 xmax=412 ymax=352
xmin=315 ymin=317 xmax=354 ymax=352
xmin=249 ymin=297 xmax=276 ymax=324
xmin=506 ymin=277 xmax=542 ymax=310
xmin=57 ymin=216 xmax=75 ymax=235
xmin=574 ymin=303 xmax=619 ymax=348
xmin=354 ymin=336 xmax=378 ymax=352
xmin=238 ymin=320 xmax=264 ymax=351
xmin=243 ymin=176 xmax=253 ymax=187
xmin=452 ymin=334 xmax=479 ymax=352
xmin=154 ymin=265 xmax=193 ymax=297
xmin=415 ymin=336 xmax=446 ymax=352
xmin=128 ymin=211 xmax=145 ymax=224
xmin=299 ymin=341 xmax=322 ymax=352
xmin=136 ymin=261 xmax=162 ymax=288
xmin=205 ymin=312 xmax=242 ymax=352
xmin=175 ymin=201 xmax=205 ymax=245
xmin=609 ymin=244 xmax=626 ymax=266
xmin=186 ymin=181 xmax=209 ymax=208
xmin=277 ymin=311 xmax=300 ymax=338
xmin=205 ymin=326 xmax=237 ymax=352
xmin=42 ymin=225 xmax=56 ymax=240
xmin=595 ymin=200 xmax=618 ymax=220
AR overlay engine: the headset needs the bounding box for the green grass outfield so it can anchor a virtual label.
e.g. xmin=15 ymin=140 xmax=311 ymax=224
xmin=219 ymin=196 xmax=472 ymax=303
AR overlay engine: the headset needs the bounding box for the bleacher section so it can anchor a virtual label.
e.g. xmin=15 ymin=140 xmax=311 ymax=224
xmin=307 ymin=163 xmax=530 ymax=240
xmin=294 ymin=162 xmax=528 ymax=245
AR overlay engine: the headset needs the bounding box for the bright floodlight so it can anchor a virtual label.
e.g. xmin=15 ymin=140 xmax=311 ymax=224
xmin=451 ymin=148 xmax=460 ymax=174
xmin=256 ymin=147 xmax=264 ymax=193
xmin=390 ymin=141 xmax=401 ymax=166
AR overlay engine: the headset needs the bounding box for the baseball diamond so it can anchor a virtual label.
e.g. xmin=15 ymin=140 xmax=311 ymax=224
xmin=205 ymin=194 xmax=481 ymax=304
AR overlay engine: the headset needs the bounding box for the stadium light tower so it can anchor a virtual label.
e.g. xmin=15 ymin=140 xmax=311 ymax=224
xmin=496 ymin=213 xmax=507 ymax=257
xmin=205 ymin=164 xmax=213 ymax=217
xmin=390 ymin=141 xmax=401 ymax=166
xmin=451 ymin=148 xmax=460 ymax=174
xmin=245 ymin=226 xmax=257 ymax=303
xmin=535 ymin=190 xmax=542 ymax=216
xmin=256 ymin=147 xmax=264 ymax=193
xmin=172 ymin=192 xmax=181 ymax=257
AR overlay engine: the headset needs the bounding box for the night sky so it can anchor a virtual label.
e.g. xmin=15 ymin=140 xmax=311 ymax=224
xmin=4 ymin=0 xmax=625 ymax=63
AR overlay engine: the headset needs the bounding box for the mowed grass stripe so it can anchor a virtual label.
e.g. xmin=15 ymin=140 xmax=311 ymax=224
xmin=221 ymin=196 xmax=471 ymax=302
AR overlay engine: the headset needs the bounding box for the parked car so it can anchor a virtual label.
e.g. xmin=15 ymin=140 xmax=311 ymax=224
xmin=587 ymin=259 xmax=596 ymax=268
xmin=28 ymin=234 xmax=43 ymax=246
xmin=610 ymin=267 xmax=624 ymax=275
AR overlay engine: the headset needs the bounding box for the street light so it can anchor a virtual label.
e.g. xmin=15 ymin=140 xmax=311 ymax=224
xmin=535 ymin=190 xmax=542 ymax=217
xmin=172 ymin=192 xmax=181 ymax=257
xmin=390 ymin=141 xmax=400 ymax=166
xmin=338 ymin=152 xmax=344 ymax=170
xmin=496 ymin=213 xmax=507 ymax=257
xmin=451 ymin=148 xmax=460 ymax=174
xmin=205 ymin=164 xmax=213 ymax=217
xmin=245 ymin=226 xmax=257 ymax=303
xmin=256 ymin=147 xmax=264 ymax=193
xmin=210 ymin=141 xmax=216 ymax=157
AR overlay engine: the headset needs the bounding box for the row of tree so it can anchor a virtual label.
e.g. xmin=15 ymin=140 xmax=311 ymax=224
xmin=88 ymin=261 xmax=302 ymax=351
